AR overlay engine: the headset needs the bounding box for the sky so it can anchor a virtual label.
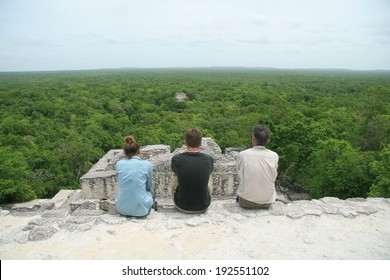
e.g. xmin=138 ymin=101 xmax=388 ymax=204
xmin=0 ymin=0 xmax=389 ymax=71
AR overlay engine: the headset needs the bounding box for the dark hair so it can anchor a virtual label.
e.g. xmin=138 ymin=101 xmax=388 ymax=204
xmin=185 ymin=128 xmax=202 ymax=148
xmin=123 ymin=135 xmax=140 ymax=158
xmin=252 ymin=125 xmax=271 ymax=146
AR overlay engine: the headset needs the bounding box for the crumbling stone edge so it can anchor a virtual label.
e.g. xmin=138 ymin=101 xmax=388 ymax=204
xmin=1 ymin=189 xmax=389 ymax=243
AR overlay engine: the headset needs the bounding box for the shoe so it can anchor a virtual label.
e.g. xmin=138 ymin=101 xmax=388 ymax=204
xmin=152 ymin=201 xmax=158 ymax=211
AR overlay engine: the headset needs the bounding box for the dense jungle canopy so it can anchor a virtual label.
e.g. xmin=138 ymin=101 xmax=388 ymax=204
xmin=0 ymin=68 xmax=389 ymax=204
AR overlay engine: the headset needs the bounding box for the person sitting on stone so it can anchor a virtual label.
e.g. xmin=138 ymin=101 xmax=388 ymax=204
xmin=171 ymin=128 xmax=214 ymax=214
xmin=115 ymin=135 xmax=157 ymax=217
xmin=236 ymin=125 xmax=279 ymax=209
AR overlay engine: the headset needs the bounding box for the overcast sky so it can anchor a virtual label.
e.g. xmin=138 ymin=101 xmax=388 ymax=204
xmin=1 ymin=0 xmax=389 ymax=71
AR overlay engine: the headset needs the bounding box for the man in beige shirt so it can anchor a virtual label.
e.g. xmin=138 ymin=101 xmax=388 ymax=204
xmin=236 ymin=125 xmax=279 ymax=209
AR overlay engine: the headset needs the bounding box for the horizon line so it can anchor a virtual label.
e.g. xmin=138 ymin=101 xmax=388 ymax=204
xmin=1 ymin=66 xmax=390 ymax=73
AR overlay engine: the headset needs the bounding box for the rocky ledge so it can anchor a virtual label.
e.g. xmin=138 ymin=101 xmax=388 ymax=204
xmin=1 ymin=193 xmax=389 ymax=260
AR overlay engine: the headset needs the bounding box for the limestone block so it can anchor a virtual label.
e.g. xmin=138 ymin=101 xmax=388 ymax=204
xmin=304 ymin=208 xmax=323 ymax=216
xmin=322 ymin=205 xmax=339 ymax=214
xmin=11 ymin=199 xmax=54 ymax=212
xmin=99 ymin=200 xmax=117 ymax=214
xmin=28 ymin=226 xmax=58 ymax=241
xmin=338 ymin=207 xmax=358 ymax=218
xmin=41 ymin=210 xmax=69 ymax=219
xmin=362 ymin=205 xmax=379 ymax=214
xmin=286 ymin=209 xmax=305 ymax=219
xmin=141 ymin=145 xmax=171 ymax=160
xmin=58 ymin=223 xmax=92 ymax=232
xmin=269 ymin=202 xmax=287 ymax=216
xmin=99 ymin=214 xmax=127 ymax=225
xmin=71 ymin=209 xmax=106 ymax=217
xmin=66 ymin=216 xmax=96 ymax=224
xmin=80 ymin=170 xmax=117 ymax=199
xmin=320 ymin=197 xmax=342 ymax=204
xmin=27 ymin=218 xmax=61 ymax=227
xmin=88 ymin=149 xmax=124 ymax=172
xmin=0 ymin=210 xmax=9 ymax=216
xmin=70 ymin=199 xmax=100 ymax=211
xmin=49 ymin=189 xmax=77 ymax=209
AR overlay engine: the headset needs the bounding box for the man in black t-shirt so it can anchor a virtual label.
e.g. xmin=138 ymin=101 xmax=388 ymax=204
xmin=171 ymin=128 xmax=214 ymax=213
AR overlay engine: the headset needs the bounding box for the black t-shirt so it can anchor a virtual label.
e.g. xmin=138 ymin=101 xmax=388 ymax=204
xmin=171 ymin=152 xmax=214 ymax=211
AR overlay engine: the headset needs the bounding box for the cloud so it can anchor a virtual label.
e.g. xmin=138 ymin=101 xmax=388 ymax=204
xmin=14 ymin=36 xmax=60 ymax=47
xmin=236 ymin=37 xmax=270 ymax=45
xmin=1 ymin=0 xmax=389 ymax=71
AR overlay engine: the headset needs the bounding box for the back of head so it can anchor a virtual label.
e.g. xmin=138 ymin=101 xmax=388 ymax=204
xmin=185 ymin=128 xmax=202 ymax=148
xmin=123 ymin=135 xmax=140 ymax=158
xmin=253 ymin=125 xmax=271 ymax=146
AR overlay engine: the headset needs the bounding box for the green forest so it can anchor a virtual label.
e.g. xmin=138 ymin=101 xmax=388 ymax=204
xmin=0 ymin=68 xmax=389 ymax=204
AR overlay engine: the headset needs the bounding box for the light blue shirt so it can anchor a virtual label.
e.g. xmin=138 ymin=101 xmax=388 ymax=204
xmin=115 ymin=156 xmax=153 ymax=217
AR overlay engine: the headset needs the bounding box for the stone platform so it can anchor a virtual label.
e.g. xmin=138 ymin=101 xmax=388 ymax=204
xmin=1 ymin=194 xmax=389 ymax=259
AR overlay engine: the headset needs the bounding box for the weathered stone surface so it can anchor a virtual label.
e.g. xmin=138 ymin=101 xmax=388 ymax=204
xmin=0 ymin=210 xmax=9 ymax=216
xmin=70 ymin=199 xmax=100 ymax=211
xmin=320 ymin=197 xmax=343 ymax=204
xmin=322 ymin=205 xmax=339 ymax=214
xmin=362 ymin=205 xmax=379 ymax=214
xmin=304 ymin=208 xmax=323 ymax=216
xmin=49 ymin=190 xmax=77 ymax=209
xmin=0 ymin=197 xmax=389 ymax=255
xmin=14 ymin=232 xmax=29 ymax=244
xmin=10 ymin=211 xmax=41 ymax=217
xmin=185 ymin=216 xmax=208 ymax=227
xmin=58 ymin=223 xmax=92 ymax=232
xmin=269 ymin=208 xmax=285 ymax=216
xmin=99 ymin=200 xmax=117 ymax=214
xmin=346 ymin=197 xmax=367 ymax=202
xmin=11 ymin=199 xmax=54 ymax=212
xmin=80 ymin=171 xmax=118 ymax=199
xmin=58 ymin=223 xmax=78 ymax=232
xmin=286 ymin=209 xmax=305 ymax=219
xmin=66 ymin=216 xmax=96 ymax=224
xmin=99 ymin=214 xmax=127 ymax=225
xmin=71 ymin=209 xmax=105 ymax=217
xmin=28 ymin=226 xmax=58 ymax=241
xmin=166 ymin=219 xmax=185 ymax=230
xmin=41 ymin=210 xmax=69 ymax=219
xmin=27 ymin=218 xmax=63 ymax=227
xmin=338 ymin=207 xmax=358 ymax=218
xmin=141 ymin=145 xmax=171 ymax=160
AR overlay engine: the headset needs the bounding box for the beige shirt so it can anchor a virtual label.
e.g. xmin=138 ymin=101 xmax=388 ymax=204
xmin=236 ymin=146 xmax=279 ymax=204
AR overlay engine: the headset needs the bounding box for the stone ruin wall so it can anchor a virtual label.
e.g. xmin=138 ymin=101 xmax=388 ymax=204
xmin=80 ymin=138 xmax=308 ymax=202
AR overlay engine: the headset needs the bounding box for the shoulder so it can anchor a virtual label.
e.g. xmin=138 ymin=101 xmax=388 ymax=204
xmin=172 ymin=153 xmax=183 ymax=158
xmin=199 ymin=152 xmax=214 ymax=161
xmin=238 ymin=147 xmax=254 ymax=157
xmin=265 ymin=148 xmax=279 ymax=158
xmin=172 ymin=153 xmax=184 ymax=161
xmin=141 ymin=159 xmax=153 ymax=168
xmin=171 ymin=153 xmax=184 ymax=165
xmin=115 ymin=159 xmax=126 ymax=167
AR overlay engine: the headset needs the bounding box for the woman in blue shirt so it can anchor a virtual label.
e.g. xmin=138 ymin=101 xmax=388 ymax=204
xmin=115 ymin=135 xmax=157 ymax=217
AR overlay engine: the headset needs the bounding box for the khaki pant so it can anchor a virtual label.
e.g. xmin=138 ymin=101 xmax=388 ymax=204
xmin=237 ymin=196 xmax=272 ymax=209
xmin=171 ymin=174 xmax=178 ymax=196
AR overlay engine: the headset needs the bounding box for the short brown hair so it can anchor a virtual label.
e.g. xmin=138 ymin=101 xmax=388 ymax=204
xmin=253 ymin=125 xmax=271 ymax=146
xmin=185 ymin=128 xmax=202 ymax=148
